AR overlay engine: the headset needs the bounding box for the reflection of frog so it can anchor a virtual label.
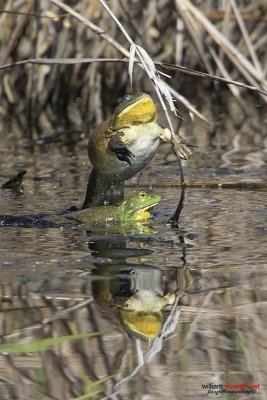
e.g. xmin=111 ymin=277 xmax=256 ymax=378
xmin=83 ymin=93 xmax=193 ymax=208
xmin=92 ymin=264 xmax=191 ymax=341
xmin=0 ymin=192 xmax=160 ymax=227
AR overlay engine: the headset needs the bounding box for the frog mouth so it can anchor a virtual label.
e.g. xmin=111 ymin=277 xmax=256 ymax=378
xmin=133 ymin=203 xmax=159 ymax=214
xmin=143 ymin=203 xmax=159 ymax=211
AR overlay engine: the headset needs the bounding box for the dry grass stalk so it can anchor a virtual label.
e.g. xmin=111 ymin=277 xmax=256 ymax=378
xmin=177 ymin=0 xmax=267 ymax=97
xmin=175 ymin=0 xmax=214 ymax=74
xmin=49 ymin=0 xmax=131 ymax=58
xmin=230 ymin=0 xmax=263 ymax=76
xmin=209 ymin=46 xmax=243 ymax=107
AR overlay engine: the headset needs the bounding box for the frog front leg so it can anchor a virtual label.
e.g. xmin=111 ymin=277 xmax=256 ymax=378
xmin=108 ymin=131 xmax=135 ymax=165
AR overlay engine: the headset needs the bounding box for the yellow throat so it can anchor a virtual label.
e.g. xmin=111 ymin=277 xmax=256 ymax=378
xmin=111 ymin=93 xmax=158 ymax=130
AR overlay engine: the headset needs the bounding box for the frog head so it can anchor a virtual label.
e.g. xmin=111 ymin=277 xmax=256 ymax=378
xmin=110 ymin=93 xmax=158 ymax=130
xmin=119 ymin=191 xmax=161 ymax=220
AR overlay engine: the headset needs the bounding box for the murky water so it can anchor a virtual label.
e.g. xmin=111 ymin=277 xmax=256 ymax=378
xmin=0 ymin=111 xmax=266 ymax=399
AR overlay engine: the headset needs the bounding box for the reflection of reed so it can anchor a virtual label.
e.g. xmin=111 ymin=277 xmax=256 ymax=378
xmin=221 ymin=133 xmax=267 ymax=169
xmin=0 ymin=227 xmax=190 ymax=399
xmin=0 ymin=257 xmax=267 ymax=399
xmin=244 ymin=137 xmax=267 ymax=168
xmin=220 ymin=134 xmax=241 ymax=168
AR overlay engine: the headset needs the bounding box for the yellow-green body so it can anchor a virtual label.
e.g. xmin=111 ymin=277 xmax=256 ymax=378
xmin=0 ymin=192 xmax=161 ymax=227
xmin=58 ymin=192 xmax=160 ymax=224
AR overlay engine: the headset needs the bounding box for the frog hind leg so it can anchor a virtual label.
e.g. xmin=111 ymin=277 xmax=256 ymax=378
xmin=82 ymin=168 xmax=124 ymax=209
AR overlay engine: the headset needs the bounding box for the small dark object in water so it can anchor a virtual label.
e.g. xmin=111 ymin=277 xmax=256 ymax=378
xmin=1 ymin=170 xmax=27 ymax=189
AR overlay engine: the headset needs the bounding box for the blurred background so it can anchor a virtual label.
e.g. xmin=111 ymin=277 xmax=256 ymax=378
xmin=1 ymin=0 xmax=266 ymax=130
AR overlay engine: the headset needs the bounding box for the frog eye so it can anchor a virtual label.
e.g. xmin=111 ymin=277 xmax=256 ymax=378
xmin=138 ymin=192 xmax=146 ymax=199
xmin=121 ymin=95 xmax=131 ymax=103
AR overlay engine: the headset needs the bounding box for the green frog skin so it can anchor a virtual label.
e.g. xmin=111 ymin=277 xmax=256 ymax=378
xmin=82 ymin=93 xmax=192 ymax=208
xmin=0 ymin=192 xmax=161 ymax=228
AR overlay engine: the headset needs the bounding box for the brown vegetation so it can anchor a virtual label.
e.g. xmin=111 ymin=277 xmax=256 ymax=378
xmin=0 ymin=0 xmax=266 ymax=129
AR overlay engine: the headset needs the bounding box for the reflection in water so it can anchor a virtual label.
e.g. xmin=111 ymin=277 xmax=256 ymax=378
xmin=0 ymin=219 xmax=192 ymax=399
xmin=87 ymin=231 xmax=192 ymax=397
xmin=89 ymin=232 xmax=191 ymax=342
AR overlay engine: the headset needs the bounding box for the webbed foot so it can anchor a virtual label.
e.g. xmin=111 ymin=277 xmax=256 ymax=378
xmin=174 ymin=135 xmax=197 ymax=160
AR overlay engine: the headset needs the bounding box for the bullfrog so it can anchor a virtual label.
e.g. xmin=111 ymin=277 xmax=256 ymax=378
xmin=0 ymin=192 xmax=160 ymax=228
xmin=82 ymin=92 xmax=193 ymax=208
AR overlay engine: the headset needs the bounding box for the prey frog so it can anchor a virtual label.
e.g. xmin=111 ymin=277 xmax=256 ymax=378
xmin=82 ymin=92 xmax=193 ymax=208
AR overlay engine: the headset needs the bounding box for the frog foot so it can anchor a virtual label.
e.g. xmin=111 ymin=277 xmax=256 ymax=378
xmin=160 ymin=127 xmax=196 ymax=160
xmin=174 ymin=135 xmax=197 ymax=160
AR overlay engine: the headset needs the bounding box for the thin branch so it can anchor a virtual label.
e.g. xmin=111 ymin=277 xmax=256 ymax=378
xmin=1 ymin=57 xmax=266 ymax=97
xmin=208 ymin=46 xmax=244 ymax=108
xmin=159 ymin=62 xmax=267 ymax=96
xmin=168 ymin=158 xmax=186 ymax=226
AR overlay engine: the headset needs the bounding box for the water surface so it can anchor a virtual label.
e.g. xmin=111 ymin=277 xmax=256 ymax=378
xmin=0 ymin=112 xmax=266 ymax=399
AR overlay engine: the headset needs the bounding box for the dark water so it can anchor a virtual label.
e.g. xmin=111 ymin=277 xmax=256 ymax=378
xmin=0 ymin=111 xmax=267 ymax=399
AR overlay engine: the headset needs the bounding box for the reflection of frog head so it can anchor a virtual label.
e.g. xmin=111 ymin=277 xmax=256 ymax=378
xmin=116 ymin=290 xmax=176 ymax=341
xmin=110 ymin=93 xmax=157 ymax=130
xmin=117 ymin=311 xmax=162 ymax=341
